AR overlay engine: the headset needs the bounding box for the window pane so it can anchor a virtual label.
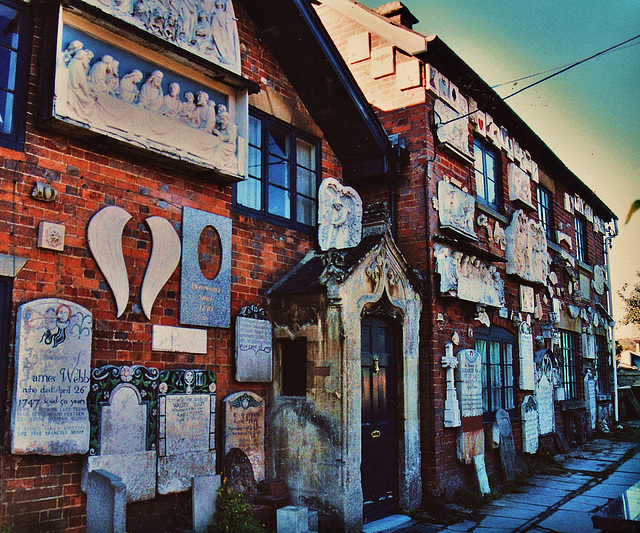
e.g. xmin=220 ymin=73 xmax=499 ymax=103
xmin=268 ymin=125 xmax=288 ymax=160
xmin=475 ymin=170 xmax=486 ymax=202
xmin=0 ymin=48 xmax=17 ymax=91
xmin=474 ymin=142 xmax=484 ymax=172
xmin=268 ymin=155 xmax=289 ymax=187
xmin=296 ymin=195 xmax=316 ymax=226
xmin=249 ymin=116 xmax=261 ymax=148
xmin=268 ymin=185 xmax=290 ymax=219
xmin=0 ymin=89 xmax=13 ymax=135
xmin=505 ymin=387 xmax=514 ymax=410
xmin=296 ymin=139 xmax=316 ymax=170
xmin=490 ymin=341 xmax=500 ymax=365
xmin=0 ymin=5 xmax=19 ymax=49
xmin=296 ymin=166 xmax=315 ymax=197
xmin=248 ymin=144 xmax=261 ymax=180
xmin=236 ymin=176 xmax=261 ymax=210
xmin=486 ymin=153 xmax=496 ymax=205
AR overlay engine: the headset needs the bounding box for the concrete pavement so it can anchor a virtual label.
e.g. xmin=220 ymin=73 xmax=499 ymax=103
xmin=365 ymin=431 xmax=640 ymax=533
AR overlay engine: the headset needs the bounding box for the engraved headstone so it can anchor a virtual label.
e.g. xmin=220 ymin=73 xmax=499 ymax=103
xmin=455 ymin=349 xmax=483 ymax=418
xmin=521 ymin=396 xmax=539 ymax=454
xmin=318 ymin=178 xmax=363 ymax=251
xmin=235 ymin=306 xmax=273 ymax=382
xmin=11 ymin=298 xmax=92 ymax=455
xmin=519 ymin=322 xmax=535 ymax=390
xmin=181 ymin=206 xmax=232 ymax=328
xmin=441 ymin=343 xmax=461 ymax=428
xmin=223 ymin=392 xmax=265 ymax=481
xmin=536 ymin=374 xmax=555 ymax=435
xmin=495 ymin=409 xmax=525 ymax=481
xmin=222 ymin=447 xmax=257 ymax=500
xmin=473 ymin=454 xmax=491 ymax=495
xmin=157 ymin=369 xmax=217 ymax=494
xmin=84 ymin=365 xmax=159 ymax=502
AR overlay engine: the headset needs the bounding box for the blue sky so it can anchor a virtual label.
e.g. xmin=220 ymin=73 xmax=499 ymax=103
xmin=359 ymin=0 xmax=640 ymax=334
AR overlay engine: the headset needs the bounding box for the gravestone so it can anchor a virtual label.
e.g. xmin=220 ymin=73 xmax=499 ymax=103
xmin=495 ymin=409 xmax=525 ymax=481
xmin=473 ymin=454 xmax=491 ymax=495
xmin=193 ymin=474 xmax=221 ymax=533
xmin=521 ymin=395 xmax=539 ymax=454
xmin=83 ymin=365 xmax=159 ymax=502
xmin=86 ymin=469 xmax=126 ymax=533
xmin=585 ymin=373 xmax=597 ymax=430
xmin=536 ymin=374 xmax=555 ymax=435
xmin=441 ymin=343 xmax=461 ymax=428
xmin=11 ymin=298 xmax=92 ymax=455
xmin=455 ymin=349 xmax=484 ymax=464
xmin=235 ymin=306 xmax=273 ymax=382
xmin=222 ymin=447 xmax=257 ymax=500
xmin=223 ymin=391 xmax=265 ymax=481
xmin=180 ymin=206 xmax=232 ymax=328
xmin=519 ymin=322 xmax=535 ymax=390
xmin=157 ymin=369 xmax=217 ymax=494
xmin=455 ymin=349 xmax=483 ymax=418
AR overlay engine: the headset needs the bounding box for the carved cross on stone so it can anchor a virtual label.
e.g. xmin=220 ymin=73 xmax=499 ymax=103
xmin=441 ymin=343 xmax=461 ymax=428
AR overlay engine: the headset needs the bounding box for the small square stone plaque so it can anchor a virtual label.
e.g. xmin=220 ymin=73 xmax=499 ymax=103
xmin=37 ymin=221 xmax=65 ymax=251
xmin=396 ymin=58 xmax=421 ymax=90
xmin=235 ymin=309 xmax=273 ymax=382
xmin=371 ymin=46 xmax=395 ymax=78
xmin=348 ymin=32 xmax=370 ymax=63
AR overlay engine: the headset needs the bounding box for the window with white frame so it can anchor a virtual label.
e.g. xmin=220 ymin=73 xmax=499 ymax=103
xmin=537 ymin=185 xmax=554 ymax=242
xmin=475 ymin=327 xmax=515 ymax=416
xmin=575 ymin=216 xmax=587 ymax=263
xmin=560 ymin=330 xmax=580 ymax=399
xmin=235 ymin=109 xmax=320 ymax=229
xmin=473 ymin=138 xmax=500 ymax=210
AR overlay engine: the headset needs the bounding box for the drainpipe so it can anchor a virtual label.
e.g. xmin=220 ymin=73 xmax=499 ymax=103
xmin=604 ymin=219 xmax=619 ymax=421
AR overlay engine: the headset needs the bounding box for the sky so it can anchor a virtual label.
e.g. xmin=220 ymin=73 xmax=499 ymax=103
xmin=357 ymin=0 xmax=640 ymax=338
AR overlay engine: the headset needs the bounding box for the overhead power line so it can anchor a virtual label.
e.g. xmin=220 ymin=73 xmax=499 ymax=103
xmin=439 ymin=32 xmax=640 ymax=125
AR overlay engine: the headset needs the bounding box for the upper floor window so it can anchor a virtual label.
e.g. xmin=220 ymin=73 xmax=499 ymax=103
xmin=473 ymin=139 xmax=499 ymax=209
xmin=235 ymin=109 xmax=320 ymax=229
xmin=537 ymin=185 xmax=554 ymax=242
xmin=0 ymin=0 xmax=29 ymax=150
xmin=596 ymin=335 xmax=611 ymax=395
xmin=475 ymin=327 xmax=515 ymax=416
xmin=575 ymin=216 xmax=587 ymax=263
xmin=560 ymin=330 xmax=580 ymax=399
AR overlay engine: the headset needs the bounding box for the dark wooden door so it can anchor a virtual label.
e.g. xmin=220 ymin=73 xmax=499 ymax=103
xmin=361 ymin=316 xmax=398 ymax=523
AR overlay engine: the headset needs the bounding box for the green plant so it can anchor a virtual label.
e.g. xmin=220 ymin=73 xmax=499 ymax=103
xmin=453 ymin=486 xmax=501 ymax=510
xmin=209 ymin=483 xmax=266 ymax=533
xmin=526 ymin=446 xmax=568 ymax=476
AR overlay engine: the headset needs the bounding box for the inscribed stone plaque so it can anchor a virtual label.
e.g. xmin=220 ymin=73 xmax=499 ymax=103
xmin=180 ymin=206 xmax=232 ymax=328
xmin=223 ymin=392 xmax=265 ymax=481
xmin=235 ymin=311 xmax=273 ymax=382
xmin=455 ymin=349 xmax=483 ymax=417
xmin=348 ymin=32 xmax=370 ymax=63
xmin=11 ymin=298 xmax=92 ymax=455
xmin=519 ymin=322 xmax=535 ymax=390
xmin=84 ymin=365 xmax=159 ymax=502
xmin=371 ymin=46 xmax=395 ymax=78
xmin=536 ymin=374 xmax=555 ymax=435
xmin=473 ymin=454 xmax=491 ymax=495
xmin=495 ymin=409 xmax=523 ymax=481
xmin=157 ymin=369 xmax=217 ymax=494
xmin=521 ymin=395 xmax=539 ymax=454
xmin=396 ymin=58 xmax=421 ymax=90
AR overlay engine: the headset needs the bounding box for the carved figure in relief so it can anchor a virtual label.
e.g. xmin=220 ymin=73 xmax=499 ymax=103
xmin=138 ymin=70 xmax=165 ymax=112
xmin=161 ymin=82 xmax=182 ymax=119
xmin=209 ymin=0 xmax=237 ymax=64
xmin=40 ymin=304 xmax=73 ymax=349
xmin=62 ymin=40 xmax=84 ymax=66
xmin=117 ymin=69 xmax=143 ymax=103
xmin=67 ymin=49 xmax=97 ymax=121
xmin=88 ymin=55 xmax=114 ymax=94
xmin=195 ymin=91 xmax=217 ymax=133
xmin=180 ymin=0 xmax=199 ymax=44
xmin=106 ymin=60 xmax=119 ymax=96
xmin=211 ymin=111 xmax=238 ymax=174
xmin=179 ymin=92 xmax=197 ymax=124
xmin=318 ymin=178 xmax=363 ymax=251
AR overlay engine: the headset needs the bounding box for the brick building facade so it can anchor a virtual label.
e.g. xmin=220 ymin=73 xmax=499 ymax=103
xmin=0 ymin=0 xmax=617 ymax=531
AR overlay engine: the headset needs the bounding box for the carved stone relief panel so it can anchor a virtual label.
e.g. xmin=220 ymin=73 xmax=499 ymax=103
xmin=592 ymin=265 xmax=606 ymax=295
xmin=437 ymin=180 xmax=476 ymax=240
xmin=505 ymin=210 xmax=549 ymax=284
xmin=318 ymin=178 xmax=363 ymax=251
xmin=434 ymin=99 xmax=472 ymax=161
xmin=508 ymin=163 xmax=533 ymax=208
xmin=435 ymin=244 xmax=505 ymax=308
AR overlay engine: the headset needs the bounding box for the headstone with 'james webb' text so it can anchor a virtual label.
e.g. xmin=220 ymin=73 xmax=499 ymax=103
xmin=11 ymin=298 xmax=92 ymax=455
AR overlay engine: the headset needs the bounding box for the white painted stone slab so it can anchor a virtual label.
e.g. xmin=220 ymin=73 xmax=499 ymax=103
xmin=473 ymin=454 xmax=491 ymax=495
xmin=585 ymin=374 xmax=596 ymax=430
xmin=37 ymin=221 xmax=65 ymax=251
xmin=371 ymin=46 xmax=394 ymax=78
xmin=84 ymin=450 xmax=156 ymax=502
xmin=519 ymin=322 xmax=535 ymax=390
xmin=152 ymin=325 xmax=207 ymax=354
xmin=520 ymin=285 xmax=535 ymax=314
xmin=508 ymin=163 xmax=533 ymax=208
xmin=348 ymin=32 xmax=370 ymax=63
xmin=193 ymin=474 xmax=221 ymax=533
xmin=223 ymin=391 xmax=265 ymax=481
xmin=158 ymin=450 xmax=217 ymax=495
xmin=536 ymin=374 xmax=555 ymax=435
xmin=521 ymin=395 xmax=539 ymax=454
xmin=11 ymin=298 xmax=92 ymax=455
xmin=396 ymin=58 xmax=421 ymax=90
xmin=235 ymin=316 xmax=273 ymax=382
xmin=101 ymin=385 xmax=148 ymax=455
xmin=455 ymin=349 xmax=483 ymax=418
xmin=437 ymin=180 xmax=476 ymax=240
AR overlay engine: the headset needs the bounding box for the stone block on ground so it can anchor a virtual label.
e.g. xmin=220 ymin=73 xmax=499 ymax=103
xmin=277 ymin=505 xmax=308 ymax=533
xmin=86 ymin=469 xmax=126 ymax=533
xmin=192 ymin=474 xmax=221 ymax=533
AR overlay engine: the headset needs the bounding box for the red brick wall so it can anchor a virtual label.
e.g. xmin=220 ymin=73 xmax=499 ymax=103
xmin=0 ymin=2 xmax=339 ymax=530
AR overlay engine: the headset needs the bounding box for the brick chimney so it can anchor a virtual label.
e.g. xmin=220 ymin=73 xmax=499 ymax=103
xmin=374 ymin=1 xmax=419 ymax=30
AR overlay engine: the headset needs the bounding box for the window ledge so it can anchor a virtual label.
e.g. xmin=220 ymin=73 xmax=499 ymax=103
xmin=577 ymin=261 xmax=593 ymax=274
xmin=548 ymin=241 xmax=562 ymax=254
xmin=476 ymin=202 xmax=509 ymax=225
